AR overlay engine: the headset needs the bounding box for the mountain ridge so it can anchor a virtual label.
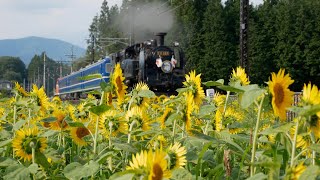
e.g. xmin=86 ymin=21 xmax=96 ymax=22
xmin=0 ymin=36 xmax=86 ymax=66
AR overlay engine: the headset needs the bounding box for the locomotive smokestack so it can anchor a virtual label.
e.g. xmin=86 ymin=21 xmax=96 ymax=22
xmin=155 ymin=32 xmax=167 ymax=46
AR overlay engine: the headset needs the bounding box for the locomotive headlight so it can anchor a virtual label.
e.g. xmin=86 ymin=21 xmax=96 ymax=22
xmin=145 ymin=40 xmax=152 ymax=46
xmin=161 ymin=61 xmax=173 ymax=73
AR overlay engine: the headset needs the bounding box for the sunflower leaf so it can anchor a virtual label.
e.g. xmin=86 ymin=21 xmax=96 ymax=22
xmin=35 ymin=151 xmax=50 ymax=170
xmin=137 ymin=89 xmax=155 ymax=98
xmin=113 ymin=143 xmax=138 ymax=153
xmin=299 ymin=104 xmax=320 ymax=117
xmin=109 ymin=170 xmax=136 ymax=180
xmin=63 ymin=161 xmax=100 ymax=180
xmin=309 ymin=144 xmax=320 ymax=153
xmin=0 ymin=139 xmax=12 ymax=148
xmin=100 ymin=81 xmax=111 ymax=92
xmin=217 ymin=85 xmax=244 ymax=93
xmin=259 ymin=123 xmax=294 ymax=135
xmin=63 ymin=162 xmax=83 ymax=180
xmin=13 ymin=120 xmax=26 ymax=131
xmin=89 ymin=104 xmax=111 ymax=116
xmin=171 ymin=168 xmax=193 ymax=180
xmin=28 ymin=163 xmax=39 ymax=174
xmin=66 ymin=121 xmax=85 ymax=128
xmin=246 ymin=172 xmax=267 ymax=180
xmin=0 ymin=157 xmax=18 ymax=167
xmin=3 ymin=164 xmax=31 ymax=180
xmin=176 ymin=87 xmax=189 ymax=94
xmin=41 ymin=117 xmax=57 ymax=123
xmin=198 ymin=105 xmax=216 ymax=119
xmin=202 ymin=80 xmax=224 ymax=87
xmin=299 ymin=165 xmax=320 ymax=180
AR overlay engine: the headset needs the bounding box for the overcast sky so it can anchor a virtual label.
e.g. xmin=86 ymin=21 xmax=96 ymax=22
xmin=0 ymin=0 xmax=263 ymax=48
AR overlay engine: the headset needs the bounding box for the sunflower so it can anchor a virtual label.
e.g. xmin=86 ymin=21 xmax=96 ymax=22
xmin=268 ymin=69 xmax=294 ymax=121
xmin=51 ymin=96 xmax=62 ymax=105
xmin=183 ymin=71 xmax=205 ymax=107
xmin=147 ymin=149 xmax=171 ymax=180
xmin=167 ymin=142 xmax=187 ymax=170
xmin=12 ymin=127 xmax=47 ymax=162
xmin=104 ymin=92 xmax=113 ymax=106
xmin=158 ymin=107 xmax=173 ymax=129
xmin=67 ymin=104 xmax=77 ymax=122
xmin=302 ymin=83 xmax=320 ymax=105
xmin=127 ymin=150 xmax=148 ymax=171
xmin=99 ymin=110 xmax=128 ymax=138
xmin=126 ymin=106 xmax=150 ymax=132
xmin=14 ymin=82 xmax=29 ymax=97
xmin=230 ymin=66 xmax=250 ymax=86
xmin=184 ymin=92 xmax=193 ymax=131
xmin=111 ymin=63 xmax=127 ymax=104
xmin=87 ymin=94 xmax=96 ymax=100
xmin=215 ymin=106 xmax=244 ymax=132
xmin=75 ymin=103 xmax=90 ymax=122
xmin=213 ymin=93 xmax=226 ymax=107
xmin=50 ymin=108 xmax=68 ymax=130
xmin=309 ymin=113 xmax=320 ymax=139
xmin=288 ymin=162 xmax=306 ymax=180
xmin=132 ymin=82 xmax=151 ymax=109
xmin=70 ymin=127 xmax=90 ymax=146
xmin=30 ymin=84 xmax=50 ymax=111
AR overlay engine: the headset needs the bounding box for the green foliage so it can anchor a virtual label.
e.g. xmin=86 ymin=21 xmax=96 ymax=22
xmin=27 ymin=52 xmax=62 ymax=96
xmin=0 ymin=56 xmax=26 ymax=83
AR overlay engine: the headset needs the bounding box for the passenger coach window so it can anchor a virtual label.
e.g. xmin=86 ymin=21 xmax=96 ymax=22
xmin=105 ymin=63 xmax=112 ymax=73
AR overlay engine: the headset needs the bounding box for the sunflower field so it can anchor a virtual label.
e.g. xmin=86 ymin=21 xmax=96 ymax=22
xmin=0 ymin=64 xmax=320 ymax=180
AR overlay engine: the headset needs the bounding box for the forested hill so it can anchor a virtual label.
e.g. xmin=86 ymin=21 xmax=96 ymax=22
xmin=0 ymin=36 xmax=85 ymax=66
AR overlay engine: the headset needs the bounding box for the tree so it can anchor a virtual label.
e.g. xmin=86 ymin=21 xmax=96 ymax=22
xmin=202 ymin=0 xmax=235 ymax=82
xmin=248 ymin=0 xmax=278 ymax=85
xmin=27 ymin=52 xmax=60 ymax=95
xmin=0 ymin=56 xmax=26 ymax=83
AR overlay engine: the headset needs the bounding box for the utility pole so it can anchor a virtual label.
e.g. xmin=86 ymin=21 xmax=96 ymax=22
xmin=38 ymin=67 xmax=40 ymax=87
xmin=240 ymin=0 xmax=249 ymax=75
xmin=43 ymin=52 xmax=46 ymax=89
xmin=65 ymin=46 xmax=76 ymax=73
xmin=91 ymin=35 xmax=96 ymax=63
xmin=56 ymin=60 xmax=72 ymax=77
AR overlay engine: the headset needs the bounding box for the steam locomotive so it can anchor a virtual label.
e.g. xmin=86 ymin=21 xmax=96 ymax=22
xmin=110 ymin=32 xmax=185 ymax=91
xmin=55 ymin=33 xmax=185 ymax=98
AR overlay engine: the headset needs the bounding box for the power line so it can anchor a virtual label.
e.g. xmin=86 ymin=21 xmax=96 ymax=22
xmin=65 ymin=46 xmax=76 ymax=72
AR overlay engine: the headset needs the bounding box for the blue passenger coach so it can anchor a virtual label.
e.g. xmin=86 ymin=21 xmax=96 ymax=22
xmin=55 ymin=57 xmax=112 ymax=98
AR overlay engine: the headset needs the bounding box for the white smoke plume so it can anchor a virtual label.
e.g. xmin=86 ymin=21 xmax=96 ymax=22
xmin=118 ymin=1 xmax=174 ymax=44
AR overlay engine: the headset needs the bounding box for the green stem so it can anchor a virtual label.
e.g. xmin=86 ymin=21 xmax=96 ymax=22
xmin=108 ymin=121 xmax=113 ymax=171
xmin=250 ymin=95 xmax=265 ymax=177
xmin=204 ymin=120 xmax=210 ymax=135
xmin=221 ymin=91 xmax=230 ymax=130
xmin=28 ymin=109 xmax=31 ymax=127
xmin=172 ymin=119 xmax=177 ymax=142
xmin=290 ymin=118 xmax=300 ymax=167
xmin=93 ymin=92 xmax=105 ymax=155
xmin=293 ymin=149 xmax=308 ymax=161
xmin=13 ymin=105 xmax=17 ymax=126
xmin=310 ymin=131 xmax=316 ymax=165
xmin=93 ymin=116 xmax=99 ymax=155
xmin=127 ymin=120 xmax=136 ymax=144
xmin=30 ymin=142 xmax=36 ymax=164
xmin=125 ymin=120 xmax=137 ymax=167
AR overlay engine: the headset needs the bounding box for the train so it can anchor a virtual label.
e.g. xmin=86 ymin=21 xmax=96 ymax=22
xmin=54 ymin=58 xmax=112 ymax=99
xmin=55 ymin=33 xmax=186 ymax=99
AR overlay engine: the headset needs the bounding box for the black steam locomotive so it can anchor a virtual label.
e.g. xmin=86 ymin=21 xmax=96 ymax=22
xmin=110 ymin=33 xmax=186 ymax=92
